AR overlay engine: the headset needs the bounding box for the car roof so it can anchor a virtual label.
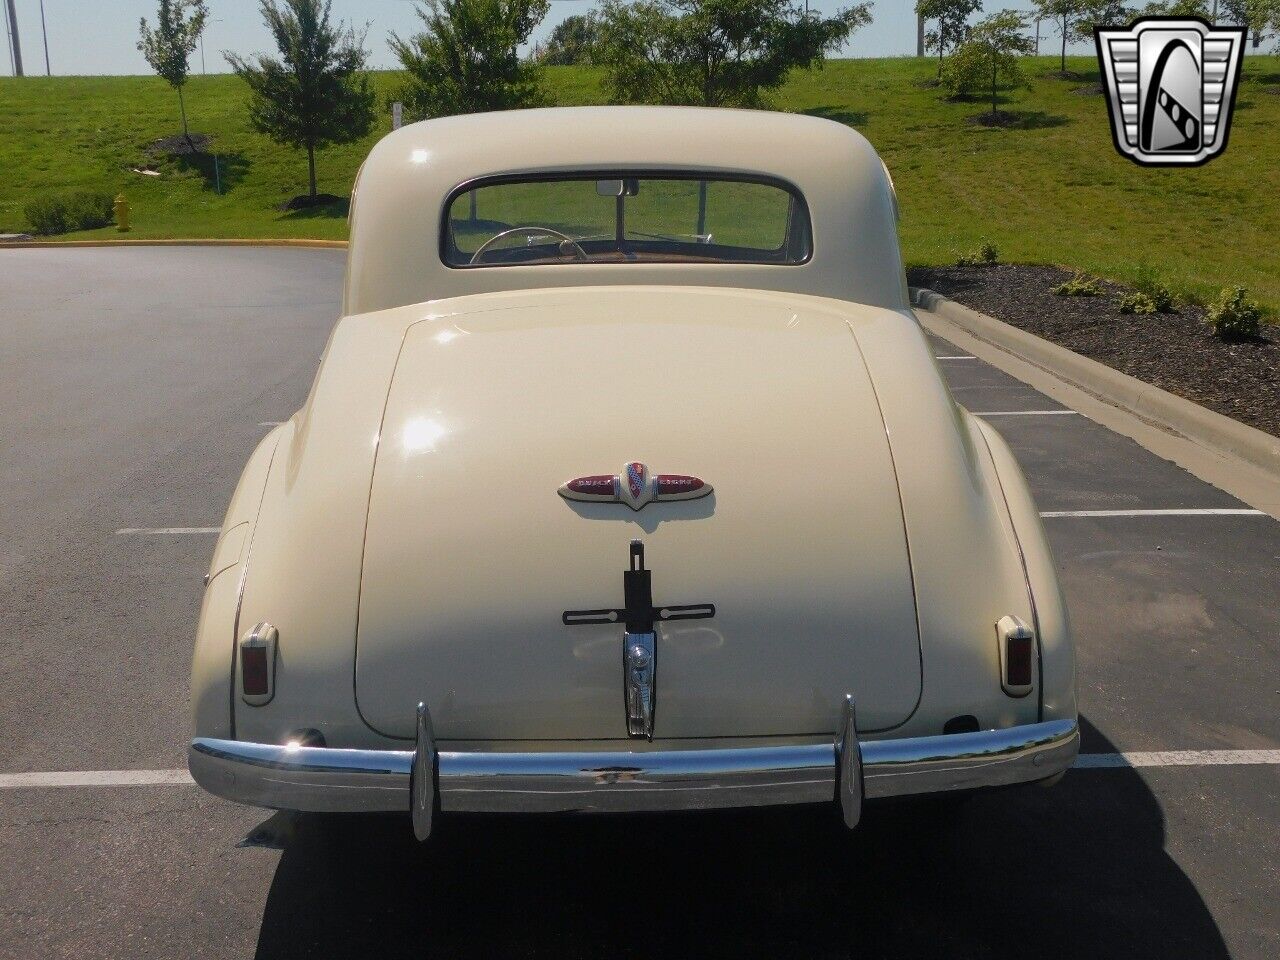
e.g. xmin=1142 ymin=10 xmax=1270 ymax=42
xmin=343 ymin=106 xmax=906 ymax=316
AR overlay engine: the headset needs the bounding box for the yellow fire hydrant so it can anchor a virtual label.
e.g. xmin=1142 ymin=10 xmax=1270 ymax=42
xmin=113 ymin=194 xmax=131 ymax=232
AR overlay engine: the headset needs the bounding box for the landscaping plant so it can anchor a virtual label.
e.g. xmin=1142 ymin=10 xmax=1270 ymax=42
xmin=1205 ymin=286 xmax=1263 ymax=340
xmin=593 ymin=0 xmax=872 ymax=108
xmin=137 ymin=0 xmax=209 ymax=149
xmin=944 ymin=10 xmax=1034 ymax=118
xmin=540 ymin=13 xmax=601 ymax=65
xmin=226 ymin=0 xmax=376 ymax=202
xmin=391 ymin=0 xmax=551 ymax=119
xmin=917 ymin=0 xmax=984 ymax=80
xmin=1052 ymin=273 xmax=1102 ymax=296
xmin=957 ymin=239 xmax=999 ymax=266
xmin=1124 ymin=264 xmax=1177 ymax=312
xmin=24 ymin=191 xmax=115 ymax=235
xmin=1117 ymin=291 xmax=1158 ymax=314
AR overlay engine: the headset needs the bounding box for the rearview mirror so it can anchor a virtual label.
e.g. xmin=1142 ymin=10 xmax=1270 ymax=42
xmin=596 ymin=178 xmax=639 ymax=197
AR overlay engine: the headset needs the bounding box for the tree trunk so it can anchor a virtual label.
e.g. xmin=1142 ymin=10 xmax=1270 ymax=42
xmin=992 ymin=63 xmax=998 ymax=117
xmin=1060 ymin=21 xmax=1067 ymax=74
xmin=307 ymin=144 xmax=317 ymax=199
xmin=178 ymin=85 xmax=193 ymax=151
xmin=937 ymin=42 xmax=944 ymax=79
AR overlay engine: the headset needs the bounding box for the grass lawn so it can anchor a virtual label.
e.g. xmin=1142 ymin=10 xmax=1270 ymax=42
xmin=1 ymin=57 xmax=1277 ymax=310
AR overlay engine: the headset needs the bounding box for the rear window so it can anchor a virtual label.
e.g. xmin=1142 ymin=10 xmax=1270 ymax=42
xmin=442 ymin=174 xmax=811 ymax=268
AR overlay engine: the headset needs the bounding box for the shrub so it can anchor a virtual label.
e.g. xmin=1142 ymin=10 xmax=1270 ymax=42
xmin=1204 ymin=286 xmax=1262 ymax=340
xmin=1052 ymin=273 xmax=1101 ymax=297
xmin=1132 ymin=264 xmax=1176 ymax=312
xmin=24 ymin=195 xmax=73 ymax=235
xmin=23 ymin=191 xmax=114 ymax=235
xmin=1117 ymin=292 xmax=1157 ymax=315
xmin=67 ymin=191 xmax=115 ymax=230
xmin=957 ymin=239 xmax=999 ymax=266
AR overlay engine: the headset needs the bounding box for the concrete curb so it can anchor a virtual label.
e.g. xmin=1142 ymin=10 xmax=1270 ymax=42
xmin=912 ymin=287 xmax=1280 ymax=518
xmin=0 ymin=238 xmax=348 ymax=249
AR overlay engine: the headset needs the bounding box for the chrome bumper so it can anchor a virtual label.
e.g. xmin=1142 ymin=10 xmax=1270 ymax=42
xmin=189 ymin=703 xmax=1078 ymax=839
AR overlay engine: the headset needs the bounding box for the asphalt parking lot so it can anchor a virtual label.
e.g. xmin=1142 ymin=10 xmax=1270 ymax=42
xmin=1 ymin=246 xmax=1277 ymax=959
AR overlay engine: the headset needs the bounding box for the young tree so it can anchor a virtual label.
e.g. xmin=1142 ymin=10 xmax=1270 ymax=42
xmin=1034 ymin=0 xmax=1087 ymax=74
xmin=594 ymin=0 xmax=872 ymax=108
xmin=1220 ymin=0 xmax=1280 ymax=48
xmin=916 ymin=0 xmax=983 ymax=78
xmin=1075 ymin=0 xmax=1134 ymax=36
xmin=541 ymin=13 xmax=601 ymax=64
xmin=390 ymin=0 xmax=551 ymax=119
xmin=1138 ymin=0 xmax=1208 ymax=15
xmin=137 ymin=0 xmax=208 ymax=147
xmin=946 ymin=10 xmax=1034 ymax=117
xmin=226 ymin=0 xmax=376 ymax=201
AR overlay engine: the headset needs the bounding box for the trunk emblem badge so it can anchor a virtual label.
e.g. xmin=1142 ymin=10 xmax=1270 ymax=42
xmin=560 ymin=462 xmax=712 ymax=511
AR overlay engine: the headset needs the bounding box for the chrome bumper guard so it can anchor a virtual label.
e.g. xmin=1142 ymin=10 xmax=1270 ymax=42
xmin=189 ymin=701 xmax=1078 ymax=840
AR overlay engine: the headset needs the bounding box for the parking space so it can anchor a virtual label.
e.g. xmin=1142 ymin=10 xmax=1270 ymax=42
xmin=1 ymin=249 xmax=1277 ymax=958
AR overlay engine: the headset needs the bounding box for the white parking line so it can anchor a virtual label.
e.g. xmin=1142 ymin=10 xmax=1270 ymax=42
xmin=0 ymin=769 xmax=195 ymax=788
xmin=1040 ymin=509 xmax=1265 ymax=518
xmin=974 ymin=410 xmax=1079 ymax=416
xmin=5 ymin=751 xmax=1280 ymax=789
xmin=259 ymin=421 xmax=284 ymax=427
xmin=1073 ymin=750 xmax=1280 ymax=768
xmin=116 ymin=527 xmax=221 ymax=535
xmin=935 ymin=355 xmax=976 ymax=360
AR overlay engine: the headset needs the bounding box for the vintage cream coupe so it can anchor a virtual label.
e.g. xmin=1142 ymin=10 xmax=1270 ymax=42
xmin=189 ymin=107 xmax=1078 ymax=838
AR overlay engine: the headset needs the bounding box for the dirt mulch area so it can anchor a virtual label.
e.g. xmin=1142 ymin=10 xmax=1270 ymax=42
xmin=146 ymin=132 xmax=212 ymax=156
xmin=907 ymin=263 xmax=1280 ymax=438
xmin=278 ymin=193 xmax=345 ymax=211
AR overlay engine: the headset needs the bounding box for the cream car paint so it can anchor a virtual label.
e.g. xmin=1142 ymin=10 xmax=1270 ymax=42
xmin=193 ymin=106 xmax=1074 ymax=758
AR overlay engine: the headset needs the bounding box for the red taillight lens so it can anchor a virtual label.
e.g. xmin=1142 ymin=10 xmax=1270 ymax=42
xmin=1006 ymin=634 xmax=1033 ymax=688
xmin=242 ymin=646 xmax=269 ymax=696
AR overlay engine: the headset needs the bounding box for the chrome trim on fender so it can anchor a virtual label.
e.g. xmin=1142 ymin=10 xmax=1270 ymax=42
xmin=189 ymin=717 xmax=1079 ymax=817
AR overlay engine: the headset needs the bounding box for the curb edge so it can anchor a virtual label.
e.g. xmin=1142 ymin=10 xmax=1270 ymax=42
xmin=911 ymin=286 xmax=1280 ymax=492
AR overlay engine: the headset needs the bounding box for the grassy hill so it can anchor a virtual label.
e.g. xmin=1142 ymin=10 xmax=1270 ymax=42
xmin=2 ymin=57 xmax=1278 ymax=309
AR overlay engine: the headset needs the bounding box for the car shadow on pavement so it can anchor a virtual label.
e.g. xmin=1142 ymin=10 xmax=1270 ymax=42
xmin=252 ymin=716 xmax=1228 ymax=960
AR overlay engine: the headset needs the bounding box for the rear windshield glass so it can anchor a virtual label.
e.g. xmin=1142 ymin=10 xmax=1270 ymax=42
xmin=442 ymin=175 xmax=811 ymax=267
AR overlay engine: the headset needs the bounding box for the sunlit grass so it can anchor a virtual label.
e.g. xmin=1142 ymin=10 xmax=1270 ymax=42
xmin=1 ymin=56 xmax=1276 ymax=309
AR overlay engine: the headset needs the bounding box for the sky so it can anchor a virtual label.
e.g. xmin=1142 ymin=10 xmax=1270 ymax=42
xmin=1 ymin=0 xmax=1101 ymax=77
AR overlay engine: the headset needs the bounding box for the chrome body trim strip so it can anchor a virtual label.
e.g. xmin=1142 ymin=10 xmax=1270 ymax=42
xmin=189 ymin=717 xmax=1078 ymax=816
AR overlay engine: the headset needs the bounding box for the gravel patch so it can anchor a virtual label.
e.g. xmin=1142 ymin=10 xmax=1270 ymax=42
xmin=908 ymin=263 xmax=1280 ymax=438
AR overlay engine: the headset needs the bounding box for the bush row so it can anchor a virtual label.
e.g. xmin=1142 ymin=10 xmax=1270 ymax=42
xmin=24 ymin=191 xmax=115 ymax=235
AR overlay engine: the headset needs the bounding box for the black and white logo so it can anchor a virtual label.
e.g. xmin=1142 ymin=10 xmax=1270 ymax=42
xmin=1096 ymin=17 xmax=1246 ymax=166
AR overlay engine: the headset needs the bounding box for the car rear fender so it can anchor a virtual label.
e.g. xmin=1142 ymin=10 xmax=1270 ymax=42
xmin=190 ymin=426 xmax=284 ymax=740
xmin=973 ymin=418 xmax=1078 ymax=723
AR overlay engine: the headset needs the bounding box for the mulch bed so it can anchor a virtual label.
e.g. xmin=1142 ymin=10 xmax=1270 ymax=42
xmin=966 ymin=111 xmax=1019 ymax=128
xmin=278 ymin=193 xmax=345 ymax=211
xmin=147 ymin=132 xmax=212 ymax=156
xmin=907 ymin=263 xmax=1280 ymax=438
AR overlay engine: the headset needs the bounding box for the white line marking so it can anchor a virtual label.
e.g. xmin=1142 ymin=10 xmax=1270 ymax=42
xmin=973 ymin=410 xmax=1079 ymax=416
xmin=1074 ymin=750 xmax=1280 ymax=768
xmin=116 ymin=527 xmax=221 ymax=535
xmin=1040 ymin=509 xmax=1265 ymax=518
xmin=935 ymin=355 xmax=977 ymax=360
xmin=258 ymin=421 xmax=284 ymax=427
xmin=5 ymin=752 xmax=1280 ymax=789
xmin=0 ymin=769 xmax=194 ymax=788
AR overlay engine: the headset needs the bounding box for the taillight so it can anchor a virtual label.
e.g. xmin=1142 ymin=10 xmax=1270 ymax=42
xmin=239 ymin=622 xmax=278 ymax=705
xmin=996 ymin=615 xmax=1035 ymax=697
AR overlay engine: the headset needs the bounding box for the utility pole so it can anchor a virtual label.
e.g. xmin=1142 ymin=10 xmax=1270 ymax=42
xmin=4 ymin=0 xmax=22 ymax=76
xmin=916 ymin=12 xmax=924 ymax=57
xmin=39 ymin=0 xmax=49 ymax=75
